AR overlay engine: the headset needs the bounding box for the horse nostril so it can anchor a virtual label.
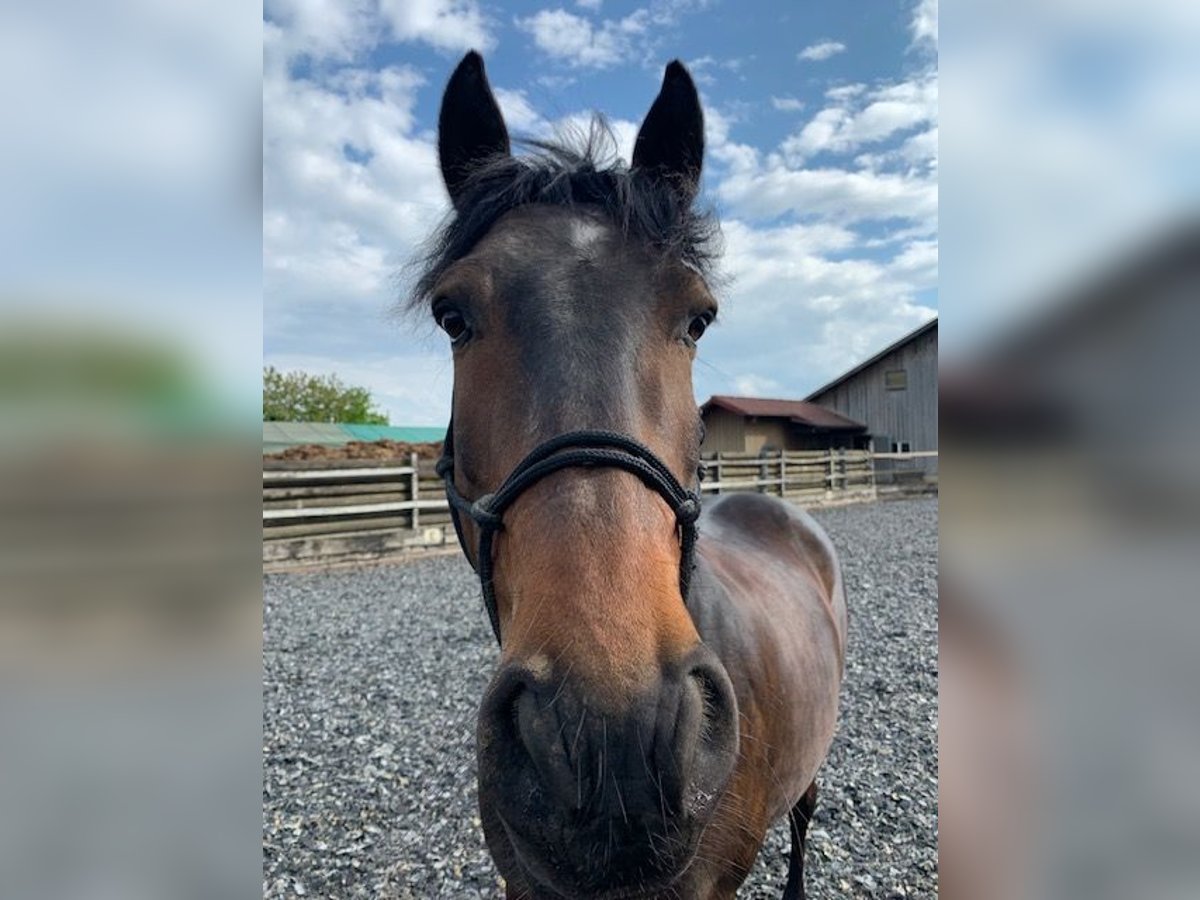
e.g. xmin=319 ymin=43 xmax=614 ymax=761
xmin=480 ymin=668 xmax=531 ymax=757
xmin=692 ymin=667 xmax=724 ymax=741
xmin=678 ymin=656 xmax=738 ymax=814
xmin=692 ymin=654 xmax=736 ymax=714
xmin=506 ymin=687 xmax=524 ymax=741
xmin=492 ymin=672 xmax=582 ymax=812
xmin=514 ymin=685 xmax=543 ymax=755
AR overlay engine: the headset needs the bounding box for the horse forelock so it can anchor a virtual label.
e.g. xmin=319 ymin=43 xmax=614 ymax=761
xmin=407 ymin=116 xmax=720 ymax=312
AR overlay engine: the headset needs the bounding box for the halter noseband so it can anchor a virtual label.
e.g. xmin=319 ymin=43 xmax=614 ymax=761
xmin=436 ymin=423 xmax=703 ymax=646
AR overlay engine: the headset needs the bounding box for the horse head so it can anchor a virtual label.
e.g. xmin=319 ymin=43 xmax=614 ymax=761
xmin=419 ymin=51 xmax=739 ymax=898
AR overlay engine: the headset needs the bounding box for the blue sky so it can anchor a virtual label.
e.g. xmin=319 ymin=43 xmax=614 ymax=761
xmin=264 ymin=0 xmax=938 ymax=425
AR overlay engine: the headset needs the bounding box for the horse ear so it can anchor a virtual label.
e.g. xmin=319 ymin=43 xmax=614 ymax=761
xmin=632 ymin=61 xmax=704 ymax=201
xmin=438 ymin=51 xmax=510 ymax=209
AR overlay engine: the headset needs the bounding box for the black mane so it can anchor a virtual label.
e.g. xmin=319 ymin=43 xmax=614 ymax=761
xmin=409 ymin=118 xmax=720 ymax=309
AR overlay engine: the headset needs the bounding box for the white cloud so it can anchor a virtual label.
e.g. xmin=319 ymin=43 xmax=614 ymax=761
xmin=266 ymin=211 xmax=386 ymax=288
xmin=721 ymin=219 xmax=860 ymax=259
xmin=378 ymin=0 xmax=494 ymax=53
xmin=900 ymin=126 xmax=938 ymax=167
xmin=516 ymin=8 xmax=646 ymax=68
xmin=771 ymin=96 xmax=806 ymax=112
xmin=781 ymin=108 xmax=847 ymax=160
xmin=888 ymin=239 xmax=939 ymax=286
xmin=262 ymin=42 xmax=449 ymax=368
xmin=264 ymin=0 xmax=377 ymax=62
xmin=717 ymin=163 xmax=937 ymax=227
xmin=689 ymin=55 xmax=746 ymax=84
xmin=718 ymin=220 xmax=910 ymax=314
xmin=826 ymin=83 xmax=866 ymax=102
xmin=703 ymin=104 xmax=768 ymax=177
xmin=705 ymin=87 xmax=938 ymax=227
xmin=266 ymin=0 xmax=495 ymax=61
xmin=537 ymin=73 xmax=577 ymax=90
xmin=911 ymin=0 xmax=938 ymax=47
xmin=690 ymin=218 xmax=937 ymax=401
xmin=782 ymin=73 xmax=937 ymax=161
xmin=798 ymin=40 xmax=846 ymax=62
xmin=517 ymin=2 xmax=712 ymax=68
xmin=733 ymin=373 xmax=784 ymax=396
xmin=493 ymin=88 xmax=548 ymax=134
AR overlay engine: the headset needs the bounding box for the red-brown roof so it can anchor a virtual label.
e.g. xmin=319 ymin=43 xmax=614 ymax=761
xmin=701 ymin=395 xmax=866 ymax=431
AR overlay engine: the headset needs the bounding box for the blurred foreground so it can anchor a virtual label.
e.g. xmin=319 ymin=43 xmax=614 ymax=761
xmin=0 ymin=1 xmax=261 ymax=898
xmin=0 ymin=324 xmax=259 ymax=667
xmin=941 ymin=226 xmax=1200 ymax=899
xmin=0 ymin=323 xmax=262 ymax=900
xmin=941 ymin=1 xmax=1200 ymax=896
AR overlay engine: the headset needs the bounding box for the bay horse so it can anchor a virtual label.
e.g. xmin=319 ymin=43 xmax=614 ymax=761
xmin=416 ymin=52 xmax=847 ymax=900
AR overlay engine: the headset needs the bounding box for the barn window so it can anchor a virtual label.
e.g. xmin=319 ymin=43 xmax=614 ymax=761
xmin=884 ymin=369 xmax=907 ymax=390
xmin=890 ymin=441 xmax=911 ymax=453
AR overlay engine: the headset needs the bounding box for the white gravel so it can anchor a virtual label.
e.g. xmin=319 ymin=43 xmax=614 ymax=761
xmin=263 ymin=497 xmax=938 ymax=898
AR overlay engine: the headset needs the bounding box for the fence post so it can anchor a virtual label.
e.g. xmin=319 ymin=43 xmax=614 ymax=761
xmin=410 ymin=451 xmax=420 ymax=531
xmin=715 ymin=454 xmax=723 ymax=494
xmin=779 ymin=452 xmax=787 ymax=499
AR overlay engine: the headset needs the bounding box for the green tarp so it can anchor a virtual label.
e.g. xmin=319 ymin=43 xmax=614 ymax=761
xmin=263 ymin=422 xmax=445 ymax=453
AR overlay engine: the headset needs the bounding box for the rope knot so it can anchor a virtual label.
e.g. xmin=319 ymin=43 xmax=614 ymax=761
xmin=470 ymin=494 xmax=503 ymax=530
xmin=675 ymin=495 xmax=701 ymax=525
xmin=434 ymin=456 xmax=454 ymax=478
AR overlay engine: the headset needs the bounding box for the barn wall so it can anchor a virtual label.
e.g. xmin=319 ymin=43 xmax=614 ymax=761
xmin=810 ymin=325 xmax=938 ymax=455
xmin=700 ymin=407 xmax=746 ymax=453
xmin=788 ymin=430 xmax=867 ymax=451
xmin=745 ymin=419 xmax=788 ymax=454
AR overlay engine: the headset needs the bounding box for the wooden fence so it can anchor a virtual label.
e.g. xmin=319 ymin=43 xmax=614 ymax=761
xmin=264 ymin=449 xmax=936 ymax=570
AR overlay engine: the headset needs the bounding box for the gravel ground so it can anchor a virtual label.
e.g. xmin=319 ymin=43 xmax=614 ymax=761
xmin=263 ymin=497 xmax=938 ymax=899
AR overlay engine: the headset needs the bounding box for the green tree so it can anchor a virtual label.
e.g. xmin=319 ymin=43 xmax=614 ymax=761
xmin=263 ymin=367 xmax=389 ymax=424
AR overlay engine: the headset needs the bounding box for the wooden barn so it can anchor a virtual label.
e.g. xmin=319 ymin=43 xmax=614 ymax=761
xmin=699 ymin=395 xmax=868 ymax=454
xmin=806 ymin=318 xmax=938 ymax=461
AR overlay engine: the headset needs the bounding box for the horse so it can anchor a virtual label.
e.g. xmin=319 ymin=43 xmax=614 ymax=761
xmin=414 ymin=51 xmax=848 ymax=900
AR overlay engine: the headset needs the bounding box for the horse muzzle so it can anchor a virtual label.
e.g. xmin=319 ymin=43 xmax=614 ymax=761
xmin=476 ymin=644 xmax=739 ymax=897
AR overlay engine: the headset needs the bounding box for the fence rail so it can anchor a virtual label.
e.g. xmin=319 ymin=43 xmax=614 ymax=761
xmin=263 ymin=449 xmax=936 ymax=569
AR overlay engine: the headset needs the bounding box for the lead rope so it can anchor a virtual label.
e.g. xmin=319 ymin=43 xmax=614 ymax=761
xmin=436 ymin=421 xmax=703 ymax=646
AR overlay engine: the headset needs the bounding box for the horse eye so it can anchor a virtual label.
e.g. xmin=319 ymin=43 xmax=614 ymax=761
xmin=687 ymin=313 xmax=713 ymax=343
xmin=437 ymin=309 xmax=468 ymax=343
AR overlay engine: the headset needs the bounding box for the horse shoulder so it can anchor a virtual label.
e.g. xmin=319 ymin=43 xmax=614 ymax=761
xmin=695 ymin=491 xmax=849 ymax=680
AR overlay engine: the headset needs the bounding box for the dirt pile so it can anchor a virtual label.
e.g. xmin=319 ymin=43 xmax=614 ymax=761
xmin=266 ymin=440 xmax=443 ymax=462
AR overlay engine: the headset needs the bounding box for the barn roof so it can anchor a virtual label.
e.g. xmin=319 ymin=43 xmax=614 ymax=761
xmin=701 ymin=395 xmax=867 ymax=432
xmin=805 ymin=316 xmax=937 ymax=401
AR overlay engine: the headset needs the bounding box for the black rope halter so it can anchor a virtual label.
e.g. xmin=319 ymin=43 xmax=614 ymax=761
xmin=436 ymin=422 xmax=703 ymax=646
